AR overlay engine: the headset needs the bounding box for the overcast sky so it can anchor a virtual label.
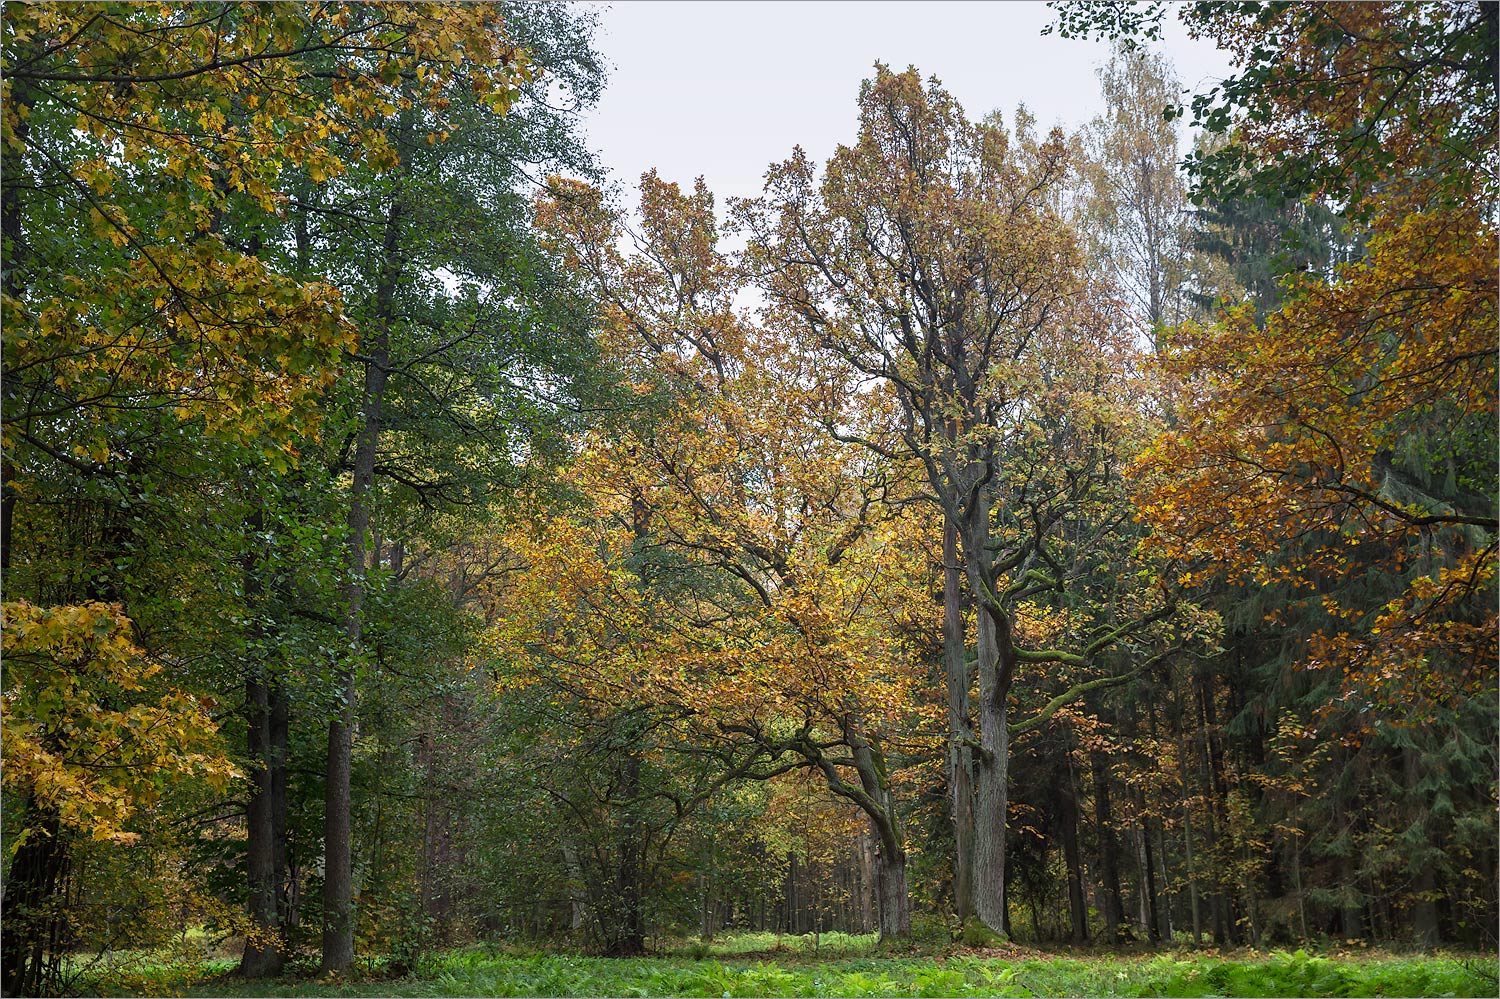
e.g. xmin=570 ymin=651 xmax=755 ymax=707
xmin=577 ymin=1 xmax=1236 ymax=205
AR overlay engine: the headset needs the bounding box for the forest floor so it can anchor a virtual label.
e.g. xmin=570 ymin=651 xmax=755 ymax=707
xmin=81 ymin=931 xmax=1496 ymax=997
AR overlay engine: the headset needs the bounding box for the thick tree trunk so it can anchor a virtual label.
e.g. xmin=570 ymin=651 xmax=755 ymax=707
xmin=943 ymin=516 xmax=976 ymax=921
xmin=835 ymin=731 xmax=911 ymax=940
xmin=971 ymin=603 xmax=1012 ymax=936
xmin=875 ymin=842 xmax=912 ymax=941
xmin=562 ymin=843 xmax=590 ymax=933
xmin=606 ymin=753 xmax=648 ymax=956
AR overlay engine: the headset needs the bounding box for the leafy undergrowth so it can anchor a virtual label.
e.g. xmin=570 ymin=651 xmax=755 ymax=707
xmin=82 ymin=941 xmax=1496 ymax=998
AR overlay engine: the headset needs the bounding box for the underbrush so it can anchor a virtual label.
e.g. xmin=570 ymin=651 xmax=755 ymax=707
xmin=73 ymin=934 xmax=1495 ymax=997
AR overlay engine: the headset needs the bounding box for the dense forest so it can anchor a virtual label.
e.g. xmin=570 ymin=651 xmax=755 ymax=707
xmin=1 ymin=2 xmax=1495 ymax=996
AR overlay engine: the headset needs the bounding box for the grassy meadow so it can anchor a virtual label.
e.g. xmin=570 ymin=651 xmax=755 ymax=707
xmin=73 ymin=931 xmax=1497 ymax=998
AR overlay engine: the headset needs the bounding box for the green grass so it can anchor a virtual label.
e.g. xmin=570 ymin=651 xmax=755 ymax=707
xmin=79 ymin=938 xmax=1497 ymax=998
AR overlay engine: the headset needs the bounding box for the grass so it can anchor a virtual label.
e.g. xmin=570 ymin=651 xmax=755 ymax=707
xmin=77 ymin=934 xmax=1497 ymax=998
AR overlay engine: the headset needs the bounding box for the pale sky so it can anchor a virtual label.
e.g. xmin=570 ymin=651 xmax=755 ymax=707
xmin=579 ymin=1 xmax=1235 ymax=205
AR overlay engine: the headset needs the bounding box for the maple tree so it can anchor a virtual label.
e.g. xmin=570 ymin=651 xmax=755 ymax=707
xmin=1 ymin=601 xmax=239 ymax=994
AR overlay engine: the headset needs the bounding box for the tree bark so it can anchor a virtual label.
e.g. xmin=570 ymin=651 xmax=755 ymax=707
xmin=241 ymin=675 xmax=285 ymax=976
xmin=875 ymin=839 xmax=912 ymax=942
xmin=943 ymin=514 xmax=976 ymax=921
xmin=1 ymin=806 xmax=68 ymax=997
xmin=322 ymin=194 xmax=401 ymax=974
xmin=971 ymin=601 xmax=1012 ymax=936
xmin=1058 ymin=766 xmax=1089 ymax=945
xmin=1091 ymin=750 xmax=1127 ymax=943
xmin=241 ymin=503 xmax=285 ymax=977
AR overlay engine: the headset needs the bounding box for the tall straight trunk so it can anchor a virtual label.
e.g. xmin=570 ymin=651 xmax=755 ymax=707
xmin=1058 ymin=769 xmax=1088 ymax=945
xmin=1195 ymin=662 xmax=1232 ymax=945
xmin=943 ymin=515 xmax=976 ymax=921
xmin=322 ymin=196 xmax=401 ymax=974
xmin=562 ymin=843 xmax=589 ymax=933
xmin=608 ymin=752 xmax=647 ymax=956
xmin=1091 ymin=750 xmax=1127 ymax=943
xmin=857 ymin=831 xmax=877 ymax=933
xmin=241 ymin=676 xmax=285 ymax=976
xmin=270 ymin=683 xmax=292 ymax=930
xmin=241 ymin=505 xmax=285 ymax=977
xmin=1176 ymin=727 xmax=1202 ymax=943
xmin=971 ymin=601 xmax=1012 ymax=936
xmin=1335 ymin=802 xmax=1363 ymax=939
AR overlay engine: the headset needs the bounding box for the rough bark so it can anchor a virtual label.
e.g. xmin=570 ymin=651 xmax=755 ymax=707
xmin=857 ymin=831 xmax=877 ymax=933
xmin=241 ymin=503 xmax=285 ymax=977
xmin=241 ymin=676 xmax=285 ymax=976
xmin=971 ymin=602 xmax=1012 ymax=936
xmin=943 ymin=515 xmax=976 ymax=920
xmin=875 ymin=841 xmax=912 ymax=941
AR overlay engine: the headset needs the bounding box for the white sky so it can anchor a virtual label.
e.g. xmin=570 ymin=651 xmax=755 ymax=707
xmin=578 ymin=1 xmax=1235 ymax=205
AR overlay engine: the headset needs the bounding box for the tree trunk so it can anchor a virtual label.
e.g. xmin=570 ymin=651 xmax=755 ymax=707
xmin=858 ymin=831 xmax=877 ymax=933
xmin=971 ymin=602 xmax=1012 ymax=937
xmin=943 ymin=515 xmax=976 ymax=921
xmin=322 ymin=195 xmax=400 ymax=974
xmin=241 ymin=502 xmax=285 ymax=978
xmin=270 ymin=683 xmax=293 ymax=931
xmin=241 ymin=675 xmax=285 ymax=976
xmin=1 ymin=806 xmax=68 ymax=997
xmin=1091 ymin=750 xmax=1127 ymax=943
xmin=1404 ymin=748 xmax=1441 ymax=947
xmin=874 ymin=831 xmax=912 ymax=941
xmin=1058 ymin=769 xmax=1089 ymax=945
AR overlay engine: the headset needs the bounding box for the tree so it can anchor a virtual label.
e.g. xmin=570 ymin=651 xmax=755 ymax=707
xmin=1077 ymin=43 xmax=1190 ymax=341
xmin=1132 ymin=0 xmax=1497 ymax=728
xmin=738 ymin=65 xmax=1191 ymax=936
xmin=526 ymin=171 xmax=950 ymax=941
xmin=1053 ymin=0 xmax=1497 ymax=945
xmin=1 ymin=602 xmax=239 ymax=995
xmin=1 ymin=3 xmax=539 ymax=982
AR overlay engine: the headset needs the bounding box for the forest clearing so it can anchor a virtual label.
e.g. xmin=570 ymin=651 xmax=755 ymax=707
xmin=2 ymin=1 xmax=1495 ymax=996
xmin=66 ymin=934 xmax=1500 ymax=997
